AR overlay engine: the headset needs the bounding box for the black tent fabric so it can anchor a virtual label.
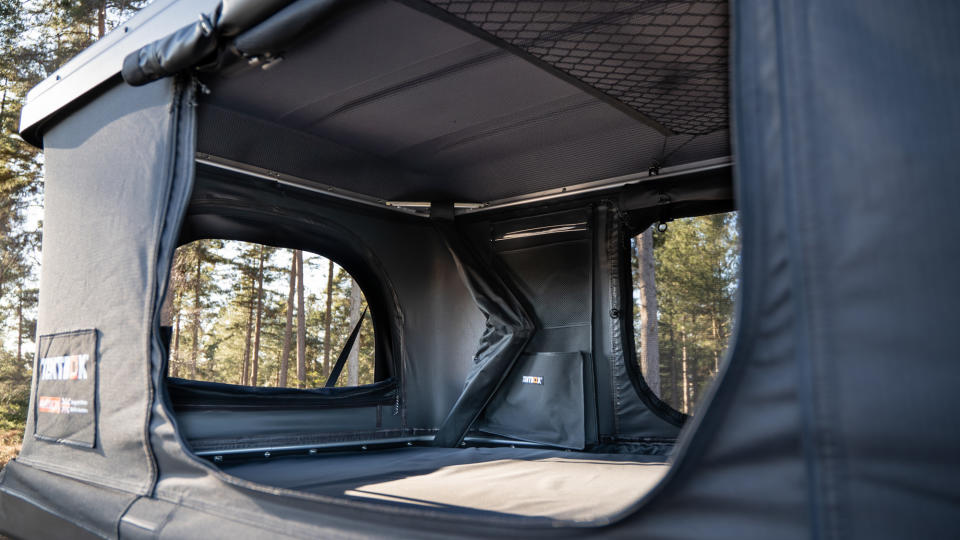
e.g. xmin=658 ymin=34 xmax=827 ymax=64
xmin=218 ymin=446 xmax=669 ymax=521
xmin=13 ymin=77 xmax=187 ymax=495
xmin=611 ymin=2 xmax=960 ymax=538
xmin=430 ymin=216 xmax=535 ymax=447
xmin=2 ymin=0 xmax=960 ymax=538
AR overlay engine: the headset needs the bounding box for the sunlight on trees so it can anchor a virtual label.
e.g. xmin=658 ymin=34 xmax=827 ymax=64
xmin=0 ymin=2 xmax=152 ymax=464
xmin=165 ymin=240 xmax=376 ymax=389
xmin=633 ymin=212 xmax=740 ymax=415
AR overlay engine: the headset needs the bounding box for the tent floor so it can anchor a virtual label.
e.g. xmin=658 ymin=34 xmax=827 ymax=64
xmin=218 ymin=446 xmax=669 ymax=521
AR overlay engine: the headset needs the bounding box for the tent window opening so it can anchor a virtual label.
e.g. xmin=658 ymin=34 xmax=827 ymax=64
xmin=631 ymin=212 xmax=740 ymax=415
xmin=161 ymin=239 xmax=376 ymax=388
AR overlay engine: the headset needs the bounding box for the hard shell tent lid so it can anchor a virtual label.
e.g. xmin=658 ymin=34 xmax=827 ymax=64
xmin=4 ymin=0 xmax=960 ymax=538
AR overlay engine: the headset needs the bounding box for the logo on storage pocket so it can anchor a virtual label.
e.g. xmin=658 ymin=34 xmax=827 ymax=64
xmin=37 ymin=396 xmax=89 ymax=415
xmin=521 ymin=375 xmax=543 ymax=385
xmin=39 ymin=354 xmax=89 ymax=381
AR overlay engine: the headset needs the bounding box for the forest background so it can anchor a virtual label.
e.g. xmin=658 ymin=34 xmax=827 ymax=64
xmin=0 ymin=0 xmax=739 ymax=468
xmin=0 ymin=0 xmax=151 ymax=467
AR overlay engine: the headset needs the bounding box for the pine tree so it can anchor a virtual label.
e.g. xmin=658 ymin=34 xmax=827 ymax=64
xmin=322 ymin=259 xmax=334 ymax=378
xmin=250 ymin=246 xmax=266 ymax=386
xmin=642 ymin=213 xmax=739 ymax=414
xmin=0 ymin=0 xmax=148 ymax=465
xmin=295 ymin=250 xmax=306 ymax=388
xmin=0 ymin=2 xmax=41 ymax=311
xmin=347 ymin=277 xmax=362 ymax=386
xmin=166 ymin=240 xmax=226 ymax=379
xmin=636 ymin=226 xmax=660 ymax=396
xmin=279 ymin=253 xmax=295 ymax=387
xmin=161 ymin=240 xmax=376 ymax=390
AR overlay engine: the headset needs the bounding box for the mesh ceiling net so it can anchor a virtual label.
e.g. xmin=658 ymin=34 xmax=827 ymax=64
xmin=425 ymin=1 xmax=729 ymax=136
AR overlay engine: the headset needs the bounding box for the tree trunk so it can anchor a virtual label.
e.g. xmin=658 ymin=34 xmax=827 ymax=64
xmin=680 ymin=317 xmax=690 ymax=414
xmin=712 ymin=315 xmax=721 ymax=374
xmin=1 ymin=83 xmax=8 ymax=134
xmin=241 ymin=274 xmax=255 ymax=385
xmin=16 ymin=282 xmax=23 ymax=364
xmin=636 ymin=228 xmax=660 ymax=396
xmin=347 ymin=278 xmax=362 ymax=386
xmin=171 ymin=304 xmax=181 ymax=378
xmin=190 ymin=247 xmax=201 ymax=379
xmin=668 ymin=322 xmax=678 ymax=406
xmin=97 ymin=0 xmax=106 ymax=38
xmin=296 ymin=250 xmax=307 ymax=388
xmin=160 ymin=265 xmax=175 ymax=327
xmin=251 ymin=247 xmax=266 ymax=386
xmin=165 ymin=251 xmax=183 ymax=377
xmin=279 ymin=253 xmax=296 ymax=387
xmin=689 ymin=316 xmax=699 ymax=407
xmin=322 ymin=259 xmax=334 ymax=378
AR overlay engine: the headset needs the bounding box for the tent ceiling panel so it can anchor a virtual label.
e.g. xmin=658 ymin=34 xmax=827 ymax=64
xmin=421 ymin=0 xmax=730 ymax=136
xmin=199 ymin=0 xmax=730 ymax=204
xmin=303 ymin=54 xmax=586 ymax=157
xmin=205 ymin=0 xmax=485 ymax=122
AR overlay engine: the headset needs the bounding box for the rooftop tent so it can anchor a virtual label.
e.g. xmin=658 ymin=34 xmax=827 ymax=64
xmin=2 ymin=0 xmax=959 ymax=538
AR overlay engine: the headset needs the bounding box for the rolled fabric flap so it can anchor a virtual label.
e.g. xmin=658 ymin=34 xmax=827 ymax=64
xmin=121 ymin=7 xmax=222 ymax=86
xmin=120 ymin=0 xmax=295 ymax=86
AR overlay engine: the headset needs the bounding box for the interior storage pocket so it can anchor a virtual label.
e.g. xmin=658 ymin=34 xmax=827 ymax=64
xmin=477 ymin=351 xmax=585 ymax=449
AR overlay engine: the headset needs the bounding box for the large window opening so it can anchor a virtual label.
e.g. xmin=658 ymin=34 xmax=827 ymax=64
xmin=162 ymin=240 xmax=376 ymax=388
xmin=631 ymin=212 xmax=740 ymax=415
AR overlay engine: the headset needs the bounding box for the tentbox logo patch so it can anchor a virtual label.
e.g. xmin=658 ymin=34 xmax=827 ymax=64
xmin=34 ymin=330 xmax=98 ymax=447
xmin=39 ymin=354 xmax=90 ymax=382
xmin=37 ymin=355 xmax=91 ymax=415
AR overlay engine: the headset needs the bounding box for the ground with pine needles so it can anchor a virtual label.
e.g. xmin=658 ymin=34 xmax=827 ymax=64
xmin=0 ymin=428 xmax=23 ymax=469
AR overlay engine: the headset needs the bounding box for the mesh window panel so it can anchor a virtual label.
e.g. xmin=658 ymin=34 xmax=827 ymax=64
xmin=498 ymin=240 xmax=592 ymax=329
xmin=425 ymin=1 xmax=729 ymax=135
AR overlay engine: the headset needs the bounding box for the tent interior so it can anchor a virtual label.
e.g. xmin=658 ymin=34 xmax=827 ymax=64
xmin=154 ymin=0 xmax=732 ymax=522
xmin=6 ymin=0 xmax=959 ymax=536
xmin=215 ymin=447 xmax=668 ymax=521
xmin=193 ymin=0 xmax=730 ymax=205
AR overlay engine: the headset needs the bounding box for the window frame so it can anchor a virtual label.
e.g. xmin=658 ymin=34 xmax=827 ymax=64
xmin=165 ymin=238 xmax=381 ymax=389
xmin=617 ymin=200 xmax=737 ymax=426
xmin=164 ymin=199 xmax=403 ymax=402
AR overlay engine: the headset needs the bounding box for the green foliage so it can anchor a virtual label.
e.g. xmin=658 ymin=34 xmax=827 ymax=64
xmin=167 ymin=241 xmax=376 ymax=389
xmin=0 ymin=349 xmax=29 ymax=431
xmin=0 ymin=0 xmax=150 ymax=463
xmin=168 ymin=239 xmax=228 ymax=379
xmin=633 ymin=213 xmax=740 ymax=414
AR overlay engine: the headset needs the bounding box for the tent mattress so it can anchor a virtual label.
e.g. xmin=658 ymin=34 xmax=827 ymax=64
xmin=218 ymin=446 xmax=669 ymax=521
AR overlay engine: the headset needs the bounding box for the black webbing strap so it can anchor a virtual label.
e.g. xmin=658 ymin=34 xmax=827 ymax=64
xmin=324 ymin=307 xmax=368 ymax=388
